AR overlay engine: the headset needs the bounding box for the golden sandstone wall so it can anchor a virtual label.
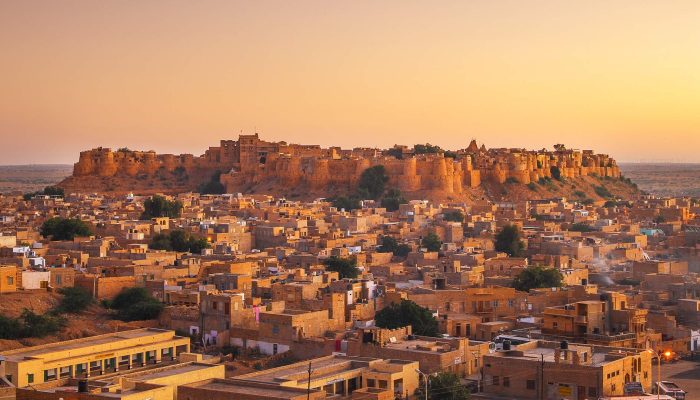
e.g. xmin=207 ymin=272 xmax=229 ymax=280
xmin=61 ymin=135 xmax=621 ymax=197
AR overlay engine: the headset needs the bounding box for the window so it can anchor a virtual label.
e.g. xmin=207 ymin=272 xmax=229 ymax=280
xmin=272 ymin=324 xmax=279 ymax=334
xmin=367 ymin=379 xmax=376 ymax=387
xmin=55 ymin=275 xmax=62 ymax=285
xmin=588 ymin=387 xmax=598 ymax=397
xmin=493 ymin=300 xmax=499 ymax=308
xmin=379 ymin=380 xmax=388 ymax=389
xmin=6 ymin=276 xmax=13 ymax=285
xmin=503 ymin=377 xmax=510 ymax=387
xmin=27 ymin=374 xmax=34 ymax=384
xmin=508 ymin=299 xmax=515 ymax=308
xmin=526 ymin=380 xmax=536 ymax=390
xmin=553 ymin=322 xmax=558 ymax=329
xmin=492 ymin=376 xmax=500 ymax=386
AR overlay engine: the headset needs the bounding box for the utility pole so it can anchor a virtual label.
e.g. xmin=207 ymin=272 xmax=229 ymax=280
xmin=306 ymin=361 xmax=312 ymax=400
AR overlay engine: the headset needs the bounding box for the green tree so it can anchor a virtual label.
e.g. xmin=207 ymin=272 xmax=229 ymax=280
xmin=512 ymin=265 xmax=563 ymax=292
xmin=415 ymin=371 xmax=470 ymax=400
xmin=40 ymin=217 xmax=92 ymax=241
xmin=358 ymin=165 xmax=389 ymax=200
xmin=570 ymin=223 xmax=595 ymax=233
xmin=550 ymin=166 xmax=562 ymax=180
xmin=394 ymin=244 xmax=411 ymax=258
xmin=443 ymin=210 xmax=464 ymax=222
xmin=141 ymin=195 xmax=183 ymax=219
xmin=109 ymin=287 xmax=164 ymax=321
xmin=381 ymin=189 xmax=406 ymax=212
xmin=19 ymin=309 xmax=66 ymax=338
xmin=494 ymin=225 xmax=524 ymax=257
xmin=150 ymin=230 xmax=209 ymax=253
xmin=199 ymin=171 xmax=226 ymax=195
xmin=377 ymin=236 xmax=398 ymax=253
xmin=0 ymin=315 xmax=22 ymax=339
xmin=43 ymin=186 xmax=65 ymax=197
xmin=386 ymin=148 xmax=404 ymax=159
xmin=332 ymin=196 xmax=361 ymax=211
xmin=413 ymin=143 xmax=443 ymax=154
xmin=323 ymin=256 xmax=360 ymax=279
xmin=375 ymin=300 xmax=439 ymax=337
xmin=421 ymin=233 xmax=442 ymax=252
xmin=55 ymin=287 xmax=94 ymax=314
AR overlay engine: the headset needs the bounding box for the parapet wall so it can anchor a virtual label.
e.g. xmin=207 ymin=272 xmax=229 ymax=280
xmin=61 ymin=135 xmax=622 ymax=197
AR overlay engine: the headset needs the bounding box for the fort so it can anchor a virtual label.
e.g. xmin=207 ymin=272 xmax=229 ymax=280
xmin=59 ymin=134 xmax=623 ymax=199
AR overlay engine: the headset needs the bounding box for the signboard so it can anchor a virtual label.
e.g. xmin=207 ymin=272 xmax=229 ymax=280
xmin=558 ymin=384 xmax=572 ymax=396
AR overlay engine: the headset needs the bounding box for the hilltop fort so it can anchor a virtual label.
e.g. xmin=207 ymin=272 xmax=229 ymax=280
xmin=59 ymin=134 xmax=631 ymax=200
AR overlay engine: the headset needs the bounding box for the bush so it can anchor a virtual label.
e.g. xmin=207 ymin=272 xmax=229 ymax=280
xmin=594 ymin=185 xmax=612 ymax=198
xmin=421 ymin=233 xmax=442 ymax=252
xmin=512 ymin=266 xmax=563 ymax=292
xmin=332 ymin=195 xmax=361 ymax=211
xmin=550 ymin=166 xmax=562 ymax=180
xmin=377 ymin=236 xmax=398 ymax=253
xmin=413 ymin=143 xmax=442 ymax=154
xmin=443 ymin=210 xmax=464 ymax=222
xmin=375 ymin=300 xmax=439 ymax=337
xmin=527 ymin=182 xmax=538 ymax=191
xmin=20 ymin=309 xmax=66 ymax=338
xmin=358 ymin=165 xmax=389 ymax=200
xmin=495 ymin=225 xmax=525 ymax=257
xmin=40 ymin=217 xmax=92 ymax=241
xmin=109 ymin=287 xmax=164 ymax=321
xmin=150 ymin=230 xmax=209 ymax=253
xmin=324 ymin=256 xmax=360 ymax=279
xmin=386 ymin=148 xmax=403 ymax=159
xmin=416 ymin=371 xmax=470 ymax=400
xmin=505 ymin=177 xmax=519 ymax=184
xmin=0 ymin=315 xmax=22 ymax=339
xmin=23 ymin=185 xmax=65 ymax=200
xmin=570 ymin=223 xmax=595 ymax=232
xmin=56 ymin=287 xmax=94 ymax=314
xmin=380 ymin=189 xmax=406 ymax=212
xmin=199 ymin=171 xmax=226 ymax=195
xmin=141 ymin=195 xmax=183 ymax=219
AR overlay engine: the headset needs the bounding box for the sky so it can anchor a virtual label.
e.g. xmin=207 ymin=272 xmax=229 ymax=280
xmin=1 ymin=0 xmax=699 ymax=165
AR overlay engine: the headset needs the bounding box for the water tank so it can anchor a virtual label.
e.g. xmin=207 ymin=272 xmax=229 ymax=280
xmin=502 ymin=340 xmax=511 ymax=351
xmin=561 ymin=340 xmax=569 ymax=350
xmin=78 ymin=379 xmax=89 ymax=393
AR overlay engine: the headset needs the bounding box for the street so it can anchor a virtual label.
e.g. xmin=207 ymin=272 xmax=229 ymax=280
xmin=660 ymin=359 xmax=700 ymax=400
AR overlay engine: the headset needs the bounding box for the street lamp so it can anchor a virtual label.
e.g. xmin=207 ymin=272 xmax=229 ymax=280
xmin=415 ymin=368 xmax=428 ymax=400
xmin=647 ymin=349 xmax=662 ymax=400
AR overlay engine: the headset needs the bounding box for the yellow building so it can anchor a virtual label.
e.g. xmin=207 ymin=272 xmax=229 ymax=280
xmin=1 ymin=328 xmax=190 ymax=388
xmin=0 ymin=265 xmax=18 ymax=293
xmin=234 ymin=355 xmax=420 ymax=399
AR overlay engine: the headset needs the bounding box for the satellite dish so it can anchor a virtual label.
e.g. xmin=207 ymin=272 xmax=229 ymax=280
xmin=488 ymin=342 xmax=496 ymax=353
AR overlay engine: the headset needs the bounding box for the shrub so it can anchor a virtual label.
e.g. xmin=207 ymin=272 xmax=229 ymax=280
xmin=443 ymin=210 xmax=464 ymax=222
xmin=594 ymin=185 xmax=612 ymax=198
xmin=375 ymin=300 xmax=439 ymax=337
xmin=199 ymin=171 xmax=226 ymax=195
xmin=332 ymin=196 xmax=361 ymax=211
xmin=150 ymin=230 xmax=209 ymax=253
xmin=109 ymin=287 xmax=164 ymax=321
xmin=56 ymin=287 xmax=94 ymax=314
xmin=358 ymin=165 xmax=389 ymax=200
xmin=421 ymin=233 xmax=442 ymax=252
xmin=324 ymin=256 xmax=360 ymax=279
xmin=570 ymin=223 xmax=595 ymax=232
xmin=495 ymin=225 xmax=525 ymax=257
xmin=512 ymin=266 xmax=563 ymax=292
xmin=550 ymin=166 xmax=562 ymax=180
xmin=380 ymin=188 xmax=406 ymax=212
xmin=527 ymin=182 xmax=538 ymax=191
xmin=141 ymin=195 xmax=183 ymax=219
xmin=40 ymin=217 xmax=92 ymax=241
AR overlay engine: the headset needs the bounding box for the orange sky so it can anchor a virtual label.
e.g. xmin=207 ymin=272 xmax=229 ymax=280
xmin=1 ymin=0 xmax=699 ymax=164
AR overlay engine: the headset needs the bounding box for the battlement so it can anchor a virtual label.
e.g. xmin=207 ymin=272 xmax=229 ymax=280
xmin=61 ymin=135 xmax=621 ymax=197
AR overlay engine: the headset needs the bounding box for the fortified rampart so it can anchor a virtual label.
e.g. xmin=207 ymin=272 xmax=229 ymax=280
xmin=60 ymin=134 xmax=621 ymax=197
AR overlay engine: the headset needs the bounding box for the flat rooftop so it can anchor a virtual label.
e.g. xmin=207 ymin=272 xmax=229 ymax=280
xmin=1 ymin=328 xmax=183 ymax=363
xmin=489 ymin=346 xmax=619 ymax=367
xmin=183 ymin=379 xmax=314 ymax=399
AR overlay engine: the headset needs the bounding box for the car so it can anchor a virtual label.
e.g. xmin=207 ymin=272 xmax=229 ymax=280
xmin=652 ymin=381 xmax=687 ymax=400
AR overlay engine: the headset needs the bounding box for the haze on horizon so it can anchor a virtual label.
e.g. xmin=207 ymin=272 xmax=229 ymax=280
xmin=1 ymin=0 xmax=699 ymax=165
